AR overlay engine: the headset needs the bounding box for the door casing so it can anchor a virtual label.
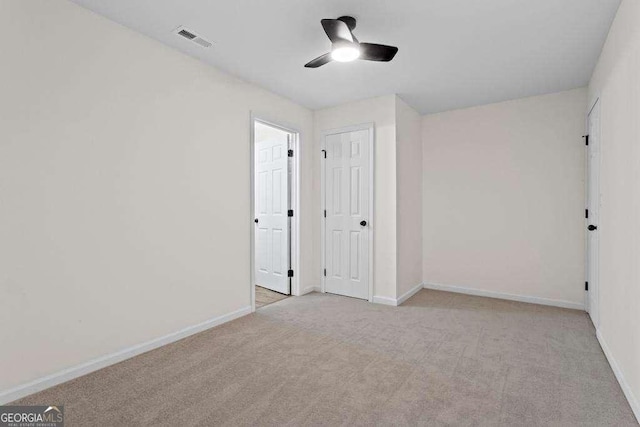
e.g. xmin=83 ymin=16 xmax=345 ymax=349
xmin=250 ymin=114 xmax=300 ymax=312
xmin=321 ymin=123 xmax=375 ymax=302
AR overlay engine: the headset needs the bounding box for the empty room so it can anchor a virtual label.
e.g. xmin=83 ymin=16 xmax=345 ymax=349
xmin=1 ymin=0 xmax=639 ymax=426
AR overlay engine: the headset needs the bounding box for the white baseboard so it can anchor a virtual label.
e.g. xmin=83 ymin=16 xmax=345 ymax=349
xmin=372 ymin=283 xmax=424 ymax=307
xmin=423 ymin=282 xmax=584 ymax=310
xmin=596 ymin=330 xmax=640 ymax=423
xmin=397 ymin=283 xmax=425 ymax=306
xmin=0 ymin=305 xmax=252 ymax=405
xmin=372 ymin=295 xmax=397 ymax=306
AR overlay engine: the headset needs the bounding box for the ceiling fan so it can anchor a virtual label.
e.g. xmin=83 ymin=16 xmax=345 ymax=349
xmin=304 ymin=16 xmax=398 ymax=68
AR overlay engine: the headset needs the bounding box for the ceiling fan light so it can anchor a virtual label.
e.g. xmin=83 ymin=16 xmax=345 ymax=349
xmin=331 ymin=44 xmax=360 ymax=62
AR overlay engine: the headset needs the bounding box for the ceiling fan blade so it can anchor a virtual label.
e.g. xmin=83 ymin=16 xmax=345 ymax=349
xmin=359 ymin=43 xmax=399 ymax=62
xmin=304 ymin=52 xmax=332 ymax=68
xmin=321 ymin=19 xmax=353 ymax=43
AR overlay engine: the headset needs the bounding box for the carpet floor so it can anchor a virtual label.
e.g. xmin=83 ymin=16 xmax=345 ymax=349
xmin=13 ymin=290 xmax=637 ymax=426
xmin=255 ymin=285 xmax=289 ymax=309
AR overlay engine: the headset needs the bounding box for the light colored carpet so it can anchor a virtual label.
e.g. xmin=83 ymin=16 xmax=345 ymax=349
xmin=255 ymin=285 xmax=289 ymax=309
xmin=13 ymin=290 xmax=637 ymax=426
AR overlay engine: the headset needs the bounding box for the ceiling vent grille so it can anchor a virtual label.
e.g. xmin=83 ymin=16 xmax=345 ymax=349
xmin=174 ymin=26 xmax=212 ymax=48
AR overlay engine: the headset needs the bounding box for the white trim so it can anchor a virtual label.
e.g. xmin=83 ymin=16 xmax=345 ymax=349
xmin=372 ymin=282 xmax=423 ymax=307
xmin=250 ymin=113 xmax=302 ymax=311
xmin=368 ymin=124 xmax=375 ymax=303
xmin=250 ymin=115 xmax=256 ymax=312
xmin=397 ymin=283 xmax=424 ymax=305
xmin=588 ymin=95 xmax=600 ymax=116
xmin=320 ymin=130 xmax=325 ymax=293
xmin=0 ymin=306 xmax=251 ymax=405
xmin=320 ymin=123 xmax=375 ymax=302
xmin=372 ymin=295 xmax=397 ymax=306
xmin=423 ymin=282 xmax=585 ymax=310
xmin=596 ymin=330 xmax=640 ymax=423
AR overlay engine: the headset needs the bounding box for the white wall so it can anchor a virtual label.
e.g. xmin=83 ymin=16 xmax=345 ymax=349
xmin=587 ymin=0 xmax=640 ymax=420
xmin=4 ymin=0 xmax=636 ymax=415
xmin=0 ymin=0 xmax=313 ymax=394
xmin=395 ymin=97 xmax=423 ymax=298
xmin=313 ymin=95 xmax=397 ymax=300
xmin=422 ymin=88 xmax=587 ymax=307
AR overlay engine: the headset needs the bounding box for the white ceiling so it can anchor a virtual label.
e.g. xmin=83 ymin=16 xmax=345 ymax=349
xmin=71 ymin=0 xmax=621 ymax=114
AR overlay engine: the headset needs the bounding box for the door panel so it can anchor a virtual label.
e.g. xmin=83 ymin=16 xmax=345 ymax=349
xmin=350 ymin=231 xmax=361 ymax=280
xmin=257 ymin=228 xmax=269 ymax=273
xmin=272 ymin=228 xmax=284 ymax=275
xmin=586 ymin=101 xmax=600 ymax=327
xmin=351 ymin=167 xmax=361 ymax=215
xmin=331 ymin=230 xmax=342 ymax=280
xmin=324 ymin=129 xmax=370 ymax=300
xmin=255 ymin=135 xmax=290 ymax=295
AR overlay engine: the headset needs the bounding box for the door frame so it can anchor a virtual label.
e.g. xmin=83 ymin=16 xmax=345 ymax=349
xmin=250 ymin=113 xmax=301 ymax=312
xmin=320 ymin=123 xmax=375 ymax=302
xmin=585 ymin=97 xmax=601 ymax=325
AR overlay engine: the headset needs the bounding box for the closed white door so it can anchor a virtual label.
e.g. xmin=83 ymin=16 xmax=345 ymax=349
xmin=255 ymin=136 xmax=290 ymax=294
xmin=586 ymin=100 xmax=601 ymax=327
xmin=324 ymin=128 xmax=370 ymax=300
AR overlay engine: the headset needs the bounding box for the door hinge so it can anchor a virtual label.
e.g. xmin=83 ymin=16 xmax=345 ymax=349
xmin=288 ymin=149 xmax=293 ymax=157
xmin=585 ymin=209 xmax=589 ymax=219
xmin=288 ymin=269 xmax=294 ymax=278
xmin=585 ymin=281 xmax=589 ymax=291
xmin=323 ymin=210 xmax=326 ymax=218
xmin=323 ymin=268 xmax=326 ymax=277
xmin=583 ymin=135 xmax=589 ymax=146
xmin=288 ymin=209 xmax=294 ymax=217
xmin=321 ymin=149 xmax=327 ymax=159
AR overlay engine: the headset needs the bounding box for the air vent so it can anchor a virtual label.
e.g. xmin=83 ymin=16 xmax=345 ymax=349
xmin=174 ymin=26 xmax=212 ymax=48
xmin=178 ymin=29 xmax=196 ymax=40
xmin=192 ymin=38 xmax=212 ymax=48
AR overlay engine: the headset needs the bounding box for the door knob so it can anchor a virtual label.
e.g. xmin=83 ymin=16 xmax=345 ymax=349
xmin=360 ymin=220 xmax=367 ymax=227
xmin=254 ymin=218 xmax=259 ymax=223
xmin=588 ymin=225 xmax=597 ymax=231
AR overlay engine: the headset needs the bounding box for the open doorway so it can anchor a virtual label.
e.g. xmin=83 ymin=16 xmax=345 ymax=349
xmin=251 ymin=117 xmax=299 ymax=310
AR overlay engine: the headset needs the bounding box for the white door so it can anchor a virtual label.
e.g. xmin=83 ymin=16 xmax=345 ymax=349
xmin=324 ymin=128 xmax=371 ymax=300
xmin=586 ymin=100 xmax=601 ymax=327
xmin=255 ymin=135 xmax=290 ymax=294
